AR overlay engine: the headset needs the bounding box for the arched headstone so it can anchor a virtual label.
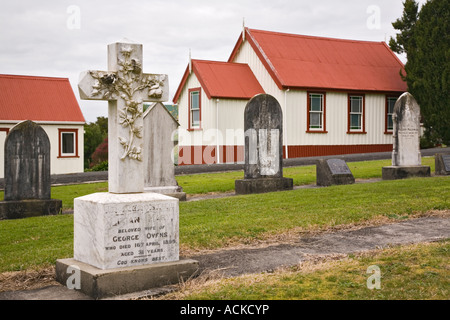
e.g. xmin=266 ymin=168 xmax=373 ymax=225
xmin=0 ymin=120 xmax=62 ymax=219
xmin=235 ymin=94 xmax=293 ymax=194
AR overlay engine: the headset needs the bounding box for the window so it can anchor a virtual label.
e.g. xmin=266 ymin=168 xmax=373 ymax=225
xmin=348 ymin=95 xmax=366 ymax=133
xmin=385 ymin=96 xmax=397 ymax=133
xmin=307 ymin=92 xmax=327 ymax=133
xmin=58 ymin=129 xmax=78 ymax=158
xmin=189 ymin=88 xmax=201 ymax=130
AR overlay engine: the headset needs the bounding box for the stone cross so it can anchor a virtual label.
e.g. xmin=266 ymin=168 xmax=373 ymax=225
xmin=79 ymin=41 xmax=169 ymax=193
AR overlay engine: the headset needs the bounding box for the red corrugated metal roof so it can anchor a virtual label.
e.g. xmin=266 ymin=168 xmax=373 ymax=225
xmin=0 ymin=74 xmax=85 ymax=123
xmin=173 ymin=60 xmax=264 ymax=103
xmin=229 ymin=28 xmax=407 ymax=93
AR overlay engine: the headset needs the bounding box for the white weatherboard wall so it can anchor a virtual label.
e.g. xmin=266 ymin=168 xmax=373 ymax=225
xmin=0 ymin=123 xmax=84 ymax=179
xmin=232 ymin=38 xmax=394 ymax=148
xmin=178 ymin=71 xmax=248 ymax=157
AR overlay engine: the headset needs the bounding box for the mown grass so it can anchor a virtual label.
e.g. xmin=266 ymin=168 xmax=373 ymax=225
xmin=165 ymin=240 xmax=450 ymax=300
xmin=0 ymin=157 xmax=436 ymax=203
xmin=0 ymin=175 xmax=448 ymax=272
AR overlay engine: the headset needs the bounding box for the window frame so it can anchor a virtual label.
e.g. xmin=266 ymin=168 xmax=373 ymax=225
xmin=58 ymin=128 xmax=79 ymax=158
xmin=306 ymin=91 xmax=327 ymax=133
xmin=188 ymin=87 xmax=202 ymax=131
xmin=385 ymin=96 xmax=398 ymax=134
xmin=347 ymin=94 xmax=366 ymax=134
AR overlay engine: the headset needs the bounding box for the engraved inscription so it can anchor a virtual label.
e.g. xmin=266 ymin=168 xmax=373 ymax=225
xmin=103 ymin=201 xmax=178 ymax=267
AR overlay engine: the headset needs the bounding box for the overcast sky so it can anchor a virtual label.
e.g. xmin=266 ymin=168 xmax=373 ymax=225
xmin=0 ymin=0 xmax=427 ymax=123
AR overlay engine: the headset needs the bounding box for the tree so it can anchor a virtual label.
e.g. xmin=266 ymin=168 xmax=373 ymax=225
xmin=84 ymin=117 xmax=108 ymax=168
xmin=91 ymin=137 xmax=108 ymax=168
xmin=390 ymin=0 xmax=450 ymax=145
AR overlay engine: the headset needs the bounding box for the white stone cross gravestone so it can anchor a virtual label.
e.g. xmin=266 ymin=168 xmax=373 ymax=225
xmin=56 ymin=42 xmax=198 ymax=298
xmin=79 ymin=41 xmax=169 ymax=193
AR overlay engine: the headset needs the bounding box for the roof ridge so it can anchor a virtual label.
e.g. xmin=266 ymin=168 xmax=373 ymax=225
xmin=0 ymin=74 xmax=69 ymax=81
xmin=192 ymin=59 xmax=251 ymax=66
xmin=248 ymin=28 xmax=385 ymax=45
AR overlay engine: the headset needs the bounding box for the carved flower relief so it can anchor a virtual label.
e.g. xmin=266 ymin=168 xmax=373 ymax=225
xmin=87 ymin=45 xmax=166 ymax=162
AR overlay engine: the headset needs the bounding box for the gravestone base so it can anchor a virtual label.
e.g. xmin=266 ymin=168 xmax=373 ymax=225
xmin=235 ymin=177 xmax=293 ymax=195
xmin=382 ymin=166 xmax=431 ymax=180
xmin=316 ymin=159 xmax=355 ymax=187
xmin=55 ymin=257 xmax=198 ymax=299
xmin=73 ymin=192 xmax=182 ymax=270
xmin=0 ymin=199 xmax=62 ymax=220
xmin=144 ymin=186 xmax=187 ymax=201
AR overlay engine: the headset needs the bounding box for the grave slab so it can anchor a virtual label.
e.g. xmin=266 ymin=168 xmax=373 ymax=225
xmin=435 ymin=153 xmax=450 ymax=176
xmin=316 ymin=159 xmax=355 ymax=186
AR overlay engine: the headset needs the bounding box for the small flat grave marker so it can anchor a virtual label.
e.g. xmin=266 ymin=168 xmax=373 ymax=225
xmin=316 ymin=159 xmax=355 ymax=187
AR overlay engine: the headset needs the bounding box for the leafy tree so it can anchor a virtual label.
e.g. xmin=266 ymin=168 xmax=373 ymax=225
xmin=91 ymin=137 xmax=108 ymax=168
xmin=84 ymin=117 xmax=108 ymax=168
xmin=390 ymin=0 xmax=450 ymax=145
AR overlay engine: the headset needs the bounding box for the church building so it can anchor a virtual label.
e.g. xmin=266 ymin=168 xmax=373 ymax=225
xmin=173 ymin=27 xmax=407 ymax=165
xmin=0 ymin=74 xmax=85 ymax=178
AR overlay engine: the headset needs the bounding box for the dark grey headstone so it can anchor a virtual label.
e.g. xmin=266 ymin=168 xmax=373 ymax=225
xmin=435 ymin=153 xmax=450 ymax=175
xmin=235 ymin=94 xmax=293 ymax=194
xmin=316 ymin=159 xmax=355 ymax=187
xmin=0 ymin=120 xmax=61 ymax=219
xmin=4 ymin=120 xmax=51 ymax=200
xmin=243 ymin=94 xmax=283 ymax=179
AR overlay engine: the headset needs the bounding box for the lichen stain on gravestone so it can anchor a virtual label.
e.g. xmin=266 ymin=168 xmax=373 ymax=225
xmin=4 ymin=120 xmax=51 ymax=201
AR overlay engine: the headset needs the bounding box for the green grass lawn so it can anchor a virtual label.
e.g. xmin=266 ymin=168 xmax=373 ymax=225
xmin=165 ymin=240 xmax=450 ymax=300
xmin=0 ymin=174 xmax=448 ymax=272
xmin=0 ymin=157 xmax=436 ymax=204
xmin=0 ymin=156 xmax=448 ymax=301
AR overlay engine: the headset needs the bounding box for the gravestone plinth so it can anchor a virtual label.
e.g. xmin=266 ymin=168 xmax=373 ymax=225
xmin=0 ymin=120 xmax=62 ymax=220
xmin=434 ymin=153 xmax=450 ymax=176
xmin=316 ymin=159 xmax=355 ymax=186
xmin=235 ymin=94 xmax=293 ymax=194
xmin=56 ymin=41 xmax=197 ymax=299
xmin=143 ymin=102 xmax=186 ymax=201
xmin=382 ymin=93 xmax=430 ymax=180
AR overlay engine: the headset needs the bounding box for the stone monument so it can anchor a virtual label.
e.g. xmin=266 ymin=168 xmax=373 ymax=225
xmin=382 ymin=93 xmax=430 ymax=180
xmin=55 ymin=41 xmax=198 ymax=299
xmin=235 ymin=94 xmax=293 ymax=194
xmin=435 ymin=153 xmax=450 ymax=175
xmin=143 ymin=102 xmax=186 ymax=201
xmin=0 ymin=120 xmax=62 ymax=219
xmin=316 ymin=158 xmax=355 ymax=186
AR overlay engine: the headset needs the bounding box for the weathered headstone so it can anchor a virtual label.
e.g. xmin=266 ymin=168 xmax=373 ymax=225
xmin=316 ymin=159 xmax=355 ymax=186
xmin=0 ymin=120 xmax=62 ymax=219
xmin=55 ymin=41 xmax=197 ymax=299
xmin=235 ymin=94 xmax=293 ymax=194
xmin=143 ymin=102 xmax=186 ymax=201
xmin=435 ymin=153 xmax=450 ymax=175
xmin=382 ymin=93 xmax=430 ymax=180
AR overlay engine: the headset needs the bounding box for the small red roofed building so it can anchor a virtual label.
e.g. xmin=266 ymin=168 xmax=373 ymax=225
xmin=0 ymin=74 xmax=86 ymax=178
xmin=173 ymin=28 xmax=407 ymax=165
